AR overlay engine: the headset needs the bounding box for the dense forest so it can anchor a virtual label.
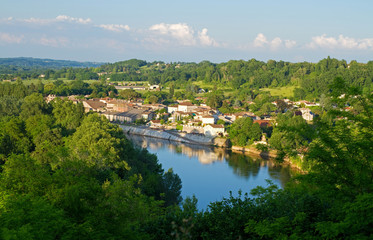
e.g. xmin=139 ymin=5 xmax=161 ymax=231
xmin=0 ymin=85 xmax=183 ymax=239
xmin=0 ymin=59 xmax=372 ymax=239
xmin=2 ymin=57 xmax=373 ymax=102
xmin=84 ymin=58 xmax=373 ymax=101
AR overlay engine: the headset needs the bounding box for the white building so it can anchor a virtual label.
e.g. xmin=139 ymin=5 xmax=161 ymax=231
xmin=299 ymin=108 xmax=315 ymax=121
xmin=147 ymin=120 xmax=162 ymax=128
xmin=149 ymin=84 xmax=160 ymax=90
xmin=204 ymin=124 xmax=225 ymax=137
xmin=201 ymin=115 xmax=215 ymax=125
xmin=178 ymin=102 xmax=197 ymax=112
xmin=167 ymin=105 xmax=178 ymax=114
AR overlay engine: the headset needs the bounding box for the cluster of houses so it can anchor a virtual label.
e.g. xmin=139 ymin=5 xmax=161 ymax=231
xmin=273 ymin=99 xmax=318 ymax=121
xmin=81 ymin=99 xmax=227 ymax=137
xmin=45 ymin=93 xmax=322 ymax=138
xmin=80 ymin=98 xmax=280 ymax=137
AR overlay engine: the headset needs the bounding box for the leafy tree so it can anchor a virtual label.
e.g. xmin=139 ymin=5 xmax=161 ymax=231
xmin=206 ymin=92 xmax=223 ymax=109
xmin=119 ymin=89 xmax=140 ymax=100
xmin=229 ymin=117 xmax=262 ymax=146
xmin=52 ymin=99 xmax=84 ymax=133
xmin=0 ymin=96 xmax=23 ymax=117
xmin=269 ymin=113 xmax=314 ymax=160
xmin=276 ymin=99 xmax=288 ymax=113
xmin=66 ymin=114 xmax=129 ymax=171
xmin=0 ymin=194 xmax=73 ymax=239
xmin=169 ymin=83 xmax=175 ymax=99
xmin=304 ymin=81 xmax=373 ymax=198
xmin=293 ymin=88 xmax=306 ymax=100
xmin=147 ymin=95 xmax=159 ymax=104
xmin=319 ymin=93 xmax=332 ymax=111
xmin=31 ymin=127 xmax=64 ymax=166
xmin=20 ymin=93 xmax=50 ymax=120
xmin=0 ymin=117 xmax=32 ymax=158
xmin=69 ymin=79 xmax=90 ymax=95
xmin=0 ymin=154 xmax=52 ymax=196
xmin=162 ymin=169 xmax=183 ymax=206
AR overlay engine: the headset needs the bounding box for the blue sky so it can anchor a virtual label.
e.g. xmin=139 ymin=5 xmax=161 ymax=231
xmin=1 ymin=0 xmax=373 ymax=63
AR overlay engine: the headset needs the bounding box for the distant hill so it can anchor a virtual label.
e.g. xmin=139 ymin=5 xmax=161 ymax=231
xmin=0 ymin=57 xmax=104 ymax=69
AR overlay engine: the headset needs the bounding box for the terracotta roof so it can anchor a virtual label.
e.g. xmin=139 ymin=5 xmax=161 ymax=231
xmin=179 ymin=102 xmax=194 ymax=106
xmin=208 ymin=124 xmax=225 ymax=129
xmin=85 ymin=100 xmax=106 ymax=109
xmin=254 ymin=120 xmax=271 ymax=127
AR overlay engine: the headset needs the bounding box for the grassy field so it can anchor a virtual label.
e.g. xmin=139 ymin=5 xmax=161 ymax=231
xmin=193 ymin=81 xmax=233 ymax=91
xmin=260 ymin=86 xmax=296 ymax=98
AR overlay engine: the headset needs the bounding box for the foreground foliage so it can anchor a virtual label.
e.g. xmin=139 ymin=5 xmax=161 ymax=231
xmin=0 ymin=94 xmax=182 ymax=239
xmin=0 ymin=79 xmax=372 ymax=239
xmin=146 ymin=79 xmax=373 ymax=239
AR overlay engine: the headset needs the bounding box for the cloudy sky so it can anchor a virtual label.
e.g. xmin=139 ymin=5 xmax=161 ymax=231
xmin=1 ymin=0 xmax=372 ymax=63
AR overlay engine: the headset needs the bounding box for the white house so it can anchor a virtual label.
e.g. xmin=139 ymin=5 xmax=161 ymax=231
xmin=102 ymin=109 xmax=154 ymax=123
xmin=147 ymin=120 xmax=162 ymax=129
xmin=167 ymin=105 xmax=178 ymax=114
xmin=201 ymin=115 xmax=215 ymax=125
xmin=82 ymin=100 xmax=106 ymax=112
xmin=178 ymin=102 xmax=197 ymax=112
xmin=149 ymin=84 xmax=160 ymax=90
xmin=299 ymin=108 xmax=315 ymax=121
xmin=204 ymin=124 xmax=225 ymax=137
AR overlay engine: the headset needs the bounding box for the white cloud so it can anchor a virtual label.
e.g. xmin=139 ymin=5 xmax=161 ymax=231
xmin=0 ymin=17 xmax=13 ymax=23
xmin=149 ymin=23 xmax=196 ymax=46
xmin=198 ymin=28 xmax=218 ymax=46
xmin=12 ymin=15 xmax=91 ymax=25
xmin=285 ymin=40 xmax=296 ymax=49
xmin=253 ymin=33 xmax=296 ymax=50
xmin=254 ymin=33 xmax=268 ymax=47
xmin=55 ymin=15 xmax=91 ymax=24
xmin=98 ymin=24 xmax=130 ymax=32
xmin=38 ymin=36 xmax=69 ymax=47
xmin=270 ymin=37 xmax=282 ymax=50
xmin=308 ymin=34 xmax=373 ymax=50
xmin=0 ymin=32 xmax=24 ymax=44
xmin=148 ymin=23 xmax=220 ymax=48
xmin=23 ymin=17 xmax=52 ymax=25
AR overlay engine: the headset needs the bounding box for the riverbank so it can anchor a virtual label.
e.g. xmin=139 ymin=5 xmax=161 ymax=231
xmin=120 ymin=125 xmax=304 ymax=172
xmin=119 ymin=125 xmax=230 ymax=147
xmin=231 ymin=145 xmax=305 ymax=172
xmin=231 ymin=145 xmax=277 ymax=159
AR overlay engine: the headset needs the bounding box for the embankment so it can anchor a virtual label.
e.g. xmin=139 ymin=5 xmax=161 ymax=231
xmin=231 ymin=146 xmax=278 ymax=159
xmin=119 ymin=125 xmax=230 ymax=147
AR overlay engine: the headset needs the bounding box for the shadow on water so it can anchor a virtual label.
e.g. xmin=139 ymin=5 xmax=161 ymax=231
xmin=225 ymin=152 xmax=293 ymax=188
xmin=126 ymin=133 xmax=297 ymax=208
xmin=127 ymin=134 xmax=295 ymax=184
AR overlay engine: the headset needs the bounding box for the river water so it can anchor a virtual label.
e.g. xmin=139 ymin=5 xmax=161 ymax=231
xmin=126 ymin=134 xmax=295 ymax=210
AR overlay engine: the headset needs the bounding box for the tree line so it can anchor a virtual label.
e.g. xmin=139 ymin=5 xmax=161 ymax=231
xmin=2 ymin=57 xmax=373 ymax=102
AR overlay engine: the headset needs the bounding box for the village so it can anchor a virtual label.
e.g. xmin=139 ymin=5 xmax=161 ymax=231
xmin=45 ymin=92 xmax=320 ymax=142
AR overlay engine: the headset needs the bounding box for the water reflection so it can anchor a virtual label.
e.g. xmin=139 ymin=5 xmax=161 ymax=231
xmin=126 ymin=134 xmax=295 ymax=209
xmin=226 ymin=152 xmax=292 ymax=188
xmin=129 ymin=134 xmax=228 ymax=164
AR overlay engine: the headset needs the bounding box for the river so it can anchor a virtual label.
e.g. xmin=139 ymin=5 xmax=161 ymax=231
xmin=126 ymin=134 xmax=296 ymax=210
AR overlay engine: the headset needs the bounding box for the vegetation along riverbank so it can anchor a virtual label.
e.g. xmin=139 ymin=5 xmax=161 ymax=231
xmin=0 ymin=57 xmax=372 ymax=238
